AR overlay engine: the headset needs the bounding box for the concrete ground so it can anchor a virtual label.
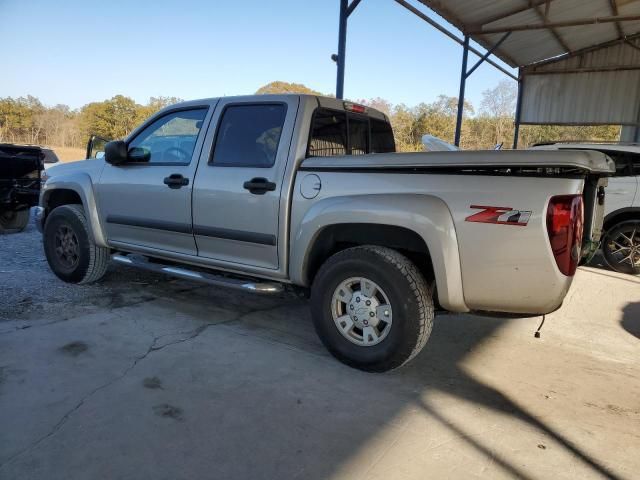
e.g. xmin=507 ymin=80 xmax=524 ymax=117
xmin=1 ymin=218 xmax=639 ymax=480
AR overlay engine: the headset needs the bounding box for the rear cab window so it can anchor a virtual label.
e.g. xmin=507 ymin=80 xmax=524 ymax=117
xmin=307 ymin=108 xmax=395 ymax=158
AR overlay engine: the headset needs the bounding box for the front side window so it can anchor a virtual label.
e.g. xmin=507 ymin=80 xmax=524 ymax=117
xmin=127 ymin=108 xmax=208 ymax=164
xmin=211 ymin=104 xmax=287 ymax=167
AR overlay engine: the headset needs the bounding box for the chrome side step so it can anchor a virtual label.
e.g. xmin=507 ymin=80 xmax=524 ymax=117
xmin=111 ymin=254 xmax=284 ymax=294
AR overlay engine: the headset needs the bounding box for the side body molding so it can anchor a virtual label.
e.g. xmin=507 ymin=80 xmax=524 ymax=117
xmin=40 ymin=173 xmax=108 ymax=248
xmin=289 ymin=194 xmax=469 ymax=313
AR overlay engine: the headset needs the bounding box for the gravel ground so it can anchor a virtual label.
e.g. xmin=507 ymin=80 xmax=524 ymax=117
xmin=0 ymin=211 xmax=262 ymax=324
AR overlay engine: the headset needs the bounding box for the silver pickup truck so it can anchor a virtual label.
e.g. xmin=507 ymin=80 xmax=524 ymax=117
xmin=37 ymin=95 xmax=614 ymax=371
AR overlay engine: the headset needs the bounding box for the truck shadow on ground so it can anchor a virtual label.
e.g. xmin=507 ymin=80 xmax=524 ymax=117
xmin=386 ymin=313 xmax=624 ymax=480
xmin=621 ymin=302 xmax=640 ymax=340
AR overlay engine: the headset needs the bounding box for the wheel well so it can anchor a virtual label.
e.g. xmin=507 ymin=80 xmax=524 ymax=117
xmin=305 ymin=223 xmax=435 ymax=288
xmin=603 ymin=208 xmax=640 ymax=232
xmin=45 ymin=189 xmax=83 ymax=216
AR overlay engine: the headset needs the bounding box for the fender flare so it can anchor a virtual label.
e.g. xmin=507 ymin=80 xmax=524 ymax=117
xmin=40 ymin=173 xmax=108 ymax=248
xmin=290 ymin=193 xmax=468 ymax=313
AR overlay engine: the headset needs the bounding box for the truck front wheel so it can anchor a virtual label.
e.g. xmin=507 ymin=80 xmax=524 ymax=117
xmin=43 ymin=204 xmax=110 ymax=284
xmin=310 ymin=246 xmax=434 ymax=372
xmin=0 ymin=209 xmax=30 ymax=233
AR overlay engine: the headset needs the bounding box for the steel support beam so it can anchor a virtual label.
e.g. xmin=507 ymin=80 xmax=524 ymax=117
xmin=454 ymin=36 xmax=470 ymax=147
xmin=468 ymin=14 xmax=640 ymax=35
xmin=335 ymin=0 xmax=348 ymax=99
xmin=465 ymin=32 xmax=511 ymax=78
xmin=395 ymin=0 xmax=518 ymax=80
xmin=513 ymin=71 xmax=524 ymax=149
xmin=335 ymin=0 xmax=364 ymax=99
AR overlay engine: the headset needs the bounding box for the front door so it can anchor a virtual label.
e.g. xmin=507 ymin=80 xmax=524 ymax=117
xmin=97 ymin=105 xmax=213 ymax=255
xmin=192 ymin=97 xmax=298 ymax=270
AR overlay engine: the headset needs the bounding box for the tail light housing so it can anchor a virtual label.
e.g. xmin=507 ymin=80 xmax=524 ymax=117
xmin=546 ymin=195 xmax=584 ymax=276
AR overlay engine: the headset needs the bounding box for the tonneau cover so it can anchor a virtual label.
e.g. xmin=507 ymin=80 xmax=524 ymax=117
xmin=302 ymin=150 xmax=616 ymax=174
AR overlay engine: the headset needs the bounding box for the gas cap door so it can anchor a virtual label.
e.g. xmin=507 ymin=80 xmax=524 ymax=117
xmin=300 ymin=174 xmax=321 ymax=199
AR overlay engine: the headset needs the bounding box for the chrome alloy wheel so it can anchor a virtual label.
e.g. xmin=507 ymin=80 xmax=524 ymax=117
xmin=606 ymin=226 xmax=640 ymax=268
xmin=54 ymin=224 xmax=80 ymax=270
xmin=331 ymin=277 xmax=393 ymax=347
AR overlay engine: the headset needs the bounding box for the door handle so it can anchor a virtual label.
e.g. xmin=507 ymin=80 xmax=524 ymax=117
xmin=243 ymin=177 xmax=276 ymax=195
xmin=164 ymin=173 xmax=189 ymax=189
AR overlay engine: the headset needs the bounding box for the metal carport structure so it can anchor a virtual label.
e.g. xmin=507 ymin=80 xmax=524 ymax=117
xmin=334 ymin=0 xmax=640 ymax=147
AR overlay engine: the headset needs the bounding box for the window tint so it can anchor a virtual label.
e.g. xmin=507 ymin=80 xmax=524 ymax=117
xmin=309 ymin=110 xmax=348 ymax=157
xmin=307 ymin=108 xmax=396 ymax=157
xmin=349 ymin=116 xmax=368 ymax=155
xmin=211 ymin=104 xmax=287 ymax=167
xmin=370 ymin=119 xmax=396 ymax=153
xmin=128 ymin=108 xmax=207 ymax=164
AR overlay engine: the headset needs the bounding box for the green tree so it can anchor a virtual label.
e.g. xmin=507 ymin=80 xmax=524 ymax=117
xmin=256 ymin=81 xmax=323 ymax=95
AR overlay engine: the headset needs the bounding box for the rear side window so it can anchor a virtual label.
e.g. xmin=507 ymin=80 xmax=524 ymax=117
xmin=211 ymin=104 xmax=287 ymax=167
xmin=307 ymin=108 xmax=395 ymax=157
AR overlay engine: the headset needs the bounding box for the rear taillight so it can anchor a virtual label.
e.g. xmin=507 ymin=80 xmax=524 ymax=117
xmin=546 ymin=195 xmax=584 ymax=276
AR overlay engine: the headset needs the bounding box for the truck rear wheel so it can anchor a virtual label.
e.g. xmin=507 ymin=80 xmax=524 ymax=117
xmin=0 ymin=209 xmax=30 ymax=233
xmin=310 ymin=246 xmax=434 ymax=372
xmin=43 ymin=204 xmax=110 ymax=284
xmin=602 ymin=220 xmax=640 ymax=275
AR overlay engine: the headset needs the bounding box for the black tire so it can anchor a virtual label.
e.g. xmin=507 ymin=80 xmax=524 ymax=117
xmin=310 ymin=246 xmax=434 ymax=372
xmin=0 ymin=209 xmax=30 ymax=234
xmin=43 ymin=204 xmax=110 ymax=284
xmin=602 ymin=220 xmax=640 ymax=275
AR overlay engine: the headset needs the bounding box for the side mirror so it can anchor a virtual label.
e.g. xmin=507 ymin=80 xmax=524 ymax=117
xmin=104 ymin=140 xmax=128 ymax=166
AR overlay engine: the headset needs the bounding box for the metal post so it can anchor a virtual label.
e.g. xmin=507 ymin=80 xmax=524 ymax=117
xmin=336 ymin=0 xmax=348 ymax=99
xmin=454 ymin=35 xmax=469 ymax=147
xmin=513 ymin=70 xmax=524 ymax=149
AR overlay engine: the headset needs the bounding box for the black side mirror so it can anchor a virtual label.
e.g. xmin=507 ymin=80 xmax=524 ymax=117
xmin=104 ymin=140 xmax=128 ymax=166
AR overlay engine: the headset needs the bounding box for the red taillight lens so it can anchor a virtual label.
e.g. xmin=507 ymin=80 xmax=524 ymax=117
xmin=546 ymin=195 xmax=584 ymax=276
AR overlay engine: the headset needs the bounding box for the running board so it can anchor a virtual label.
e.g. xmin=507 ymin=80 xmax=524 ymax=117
xmin=111 ymin=254 xmax=284 ymax=294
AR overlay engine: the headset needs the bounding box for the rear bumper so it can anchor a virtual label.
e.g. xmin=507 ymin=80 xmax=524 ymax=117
xmin=34 ymin=206 xmax=44 ymax=233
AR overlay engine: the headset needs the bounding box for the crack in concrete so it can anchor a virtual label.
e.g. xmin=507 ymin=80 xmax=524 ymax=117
xmin=0 ymin=302 xmax=287 ymax=470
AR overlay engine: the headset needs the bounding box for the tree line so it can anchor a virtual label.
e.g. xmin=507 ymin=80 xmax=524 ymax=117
xmin=0 ymin=81 xmax=619 ymax=153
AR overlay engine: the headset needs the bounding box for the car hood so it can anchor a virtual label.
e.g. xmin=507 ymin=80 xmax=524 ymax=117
xmin=44 ymin=159 xmax=106 ymax=183
xmin=45 ymin=159 xmax=102 ymax=176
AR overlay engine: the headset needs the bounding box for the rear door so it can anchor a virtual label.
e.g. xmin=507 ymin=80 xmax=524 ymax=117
xmin=192 ymin=97 xmax=298 ymax=270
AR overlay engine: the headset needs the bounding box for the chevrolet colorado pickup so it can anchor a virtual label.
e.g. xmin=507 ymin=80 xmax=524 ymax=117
xmin=37 ymin=95 xmax=614 ymax=371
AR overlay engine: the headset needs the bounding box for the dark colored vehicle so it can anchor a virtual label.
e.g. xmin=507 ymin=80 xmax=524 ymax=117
xmin=0 ymin=144 xmax=44 ymax=233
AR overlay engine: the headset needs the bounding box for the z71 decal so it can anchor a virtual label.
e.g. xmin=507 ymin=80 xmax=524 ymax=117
xmin=465 ymin=205 xmax=532 ymax=226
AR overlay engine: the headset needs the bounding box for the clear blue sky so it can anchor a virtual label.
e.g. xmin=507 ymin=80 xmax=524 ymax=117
xmin=0 ymin=0 xmax=516 ymax=110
